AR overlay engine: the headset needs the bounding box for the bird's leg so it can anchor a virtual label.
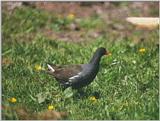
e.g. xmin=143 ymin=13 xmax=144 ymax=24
xmin=77 ymin=88 xmax=85 ymax=96
xmin=60 ymin=82 xmax=71 ymax=91
xmin=72 ymin=88 xmax=85 ymax=99
xmin=60 ymin=84 xmax=68 ymax=91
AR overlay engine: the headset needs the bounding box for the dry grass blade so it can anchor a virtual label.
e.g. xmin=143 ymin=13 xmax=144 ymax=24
xmin=37 ymin=110 xmax=68 ymax=120
xmin=2 ymin=105 xmax=68 ymax=120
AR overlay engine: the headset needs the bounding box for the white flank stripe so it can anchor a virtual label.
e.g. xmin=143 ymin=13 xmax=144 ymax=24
xmin=47 ymin=64 xmax=55 ymax=72
xmin=69 ymin=75 xmax=79 ymax=80
xmin=69 ymin=72 xmax=82 ymax=80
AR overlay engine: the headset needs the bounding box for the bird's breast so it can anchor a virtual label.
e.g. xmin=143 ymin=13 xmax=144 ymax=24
xmin=71 ymin=65 xmax=99 ymax=89
xmin=82 ymin=65 xmax=99 ymax=82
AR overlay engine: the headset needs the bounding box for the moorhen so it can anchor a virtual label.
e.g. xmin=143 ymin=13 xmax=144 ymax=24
xmin=46 ymin=47 xmax=110 ymax=89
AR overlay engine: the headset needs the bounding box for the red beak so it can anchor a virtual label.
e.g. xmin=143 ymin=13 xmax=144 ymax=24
xmin=105 ymin=51 xmax=112 ymax=56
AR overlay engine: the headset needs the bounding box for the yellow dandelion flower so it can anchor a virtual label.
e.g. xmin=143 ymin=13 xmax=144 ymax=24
xmin=9 ymin=97 xmax=17 ymax=103
xmin=35 ymin=65 xmax=44 ymax=71
xmin=89 ymin=96 xmax=97 ymax=102
xmin=48 ymin=105 xmax=55 ymax=110
xmin=139 ymin=48 xmax=146 ymax=53
xmin=67 ymin=13 xmax=75 ymax=20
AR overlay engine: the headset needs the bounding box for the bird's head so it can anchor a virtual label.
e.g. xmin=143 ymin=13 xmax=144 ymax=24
xmin=96 ymin=47 xmax=111 ymax=56
xmin=89 ymin=47 xmax=111 ymax=64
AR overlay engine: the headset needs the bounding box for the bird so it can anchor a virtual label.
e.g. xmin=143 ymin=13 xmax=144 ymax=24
xmin=46 ymin=47 xmax=110 ymax=89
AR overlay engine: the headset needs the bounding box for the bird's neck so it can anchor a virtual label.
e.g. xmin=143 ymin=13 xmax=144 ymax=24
xmin=89 ymin=52 xmax=102 ymax=65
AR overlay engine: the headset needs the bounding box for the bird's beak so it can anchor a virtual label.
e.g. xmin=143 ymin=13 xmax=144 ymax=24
xmin=105 ymin=52 xmax=112 ymax=56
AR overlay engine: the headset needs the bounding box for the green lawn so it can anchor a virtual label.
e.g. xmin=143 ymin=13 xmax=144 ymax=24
xmin=2 ymin=6 xmax=159 ymax=120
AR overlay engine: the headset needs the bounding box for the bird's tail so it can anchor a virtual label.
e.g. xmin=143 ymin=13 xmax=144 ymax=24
xmin=47 ymin=64 xmax=55 ymax=72
xmin=44 ymin=63 xmax=56 ymax=76
xmin=40 ymin=63 xmax=55 ymax=75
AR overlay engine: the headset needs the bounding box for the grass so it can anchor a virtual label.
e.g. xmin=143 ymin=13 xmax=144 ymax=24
xmin=2 ymin=5 xmax=159 ymax=120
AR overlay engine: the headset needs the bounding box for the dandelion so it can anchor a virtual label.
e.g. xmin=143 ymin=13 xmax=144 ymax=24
xmin=9 ymin=97 xmax=17 ymax=103
xmin=89 ymin=96 xmax=97 ymax=102
xmin=48 ymin=105 xmax=55 ymax=110
xmin=35 ymin=64 xmax=44 ymax=71
xmin=139 ymin=48 xmax=146 ymax=53
xmin=67 ymin=13 xmax=75 ymax=20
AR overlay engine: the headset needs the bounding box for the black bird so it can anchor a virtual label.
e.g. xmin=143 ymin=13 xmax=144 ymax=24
xmin=46 ymin=47 xmax=110 ymax=89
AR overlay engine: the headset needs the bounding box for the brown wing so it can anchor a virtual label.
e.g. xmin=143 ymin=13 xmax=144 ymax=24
xmin=47 ymin=64 xmax=83 ymax=83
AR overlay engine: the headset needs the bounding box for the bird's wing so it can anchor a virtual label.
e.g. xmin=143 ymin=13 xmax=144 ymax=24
xmin=47 ymin=64 xmax=83 ymax=83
